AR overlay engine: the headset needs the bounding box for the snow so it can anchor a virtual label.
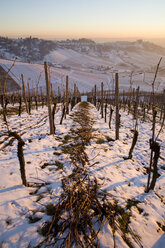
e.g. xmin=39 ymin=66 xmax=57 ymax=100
xmin=0 ymin=44 xmax=165 ymax=94
xmin=0 ymin=102 xmax=165 ymax=247
xmin=0 ymin=42 xmax=165 ymax=247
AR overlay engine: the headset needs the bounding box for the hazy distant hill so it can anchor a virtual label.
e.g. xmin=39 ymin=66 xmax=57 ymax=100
xmin=0 ymin=36 xmax=57 ymax=62
xmin=0 ymin=37 xmax=165 ymax=93
xmin=0 ymin=37 xmax=96 ymax=62
xmin=0 ymin=36 xmax=165 ymax=64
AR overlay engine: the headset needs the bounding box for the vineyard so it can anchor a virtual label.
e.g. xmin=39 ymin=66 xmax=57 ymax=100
xmin=0 ymin=62 xmax=165 ymax=248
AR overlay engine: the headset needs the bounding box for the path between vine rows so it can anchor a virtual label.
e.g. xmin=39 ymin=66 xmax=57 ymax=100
xmin=0 ymin=102 xmax=165 ymax=248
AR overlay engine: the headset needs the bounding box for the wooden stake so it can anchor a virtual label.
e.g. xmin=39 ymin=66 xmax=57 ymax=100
xmin=66 ymin=76 xmax=69 ymax=114
xmin=94 ymin=84 xmax=97 ymax=107
xmin=115 ymin=73 xmax=119 ymax=140
xmin=0 ymin=77 xmax=3 ymax=108
xmin=21 ymin=74 xmax=29 ymax=115
xmin=101 ymin=82 xmax=104 ymax=118
xmin=134 ymin=86 xmax=140 ymax=120
xmin=44 ymin=62 xmax=54 ymax=135
xmin=74 ymin=83 xmax=77 ymax=104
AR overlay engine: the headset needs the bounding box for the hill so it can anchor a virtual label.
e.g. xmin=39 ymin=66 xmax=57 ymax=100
xmin=0 ymin=37 xmax=165 ymax=93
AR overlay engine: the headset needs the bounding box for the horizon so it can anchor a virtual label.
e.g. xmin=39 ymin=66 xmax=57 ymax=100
xmin=1 ymin=0 xmax=165 ymax=47
xmin=2 ymin=35 xmax=165 ymax=48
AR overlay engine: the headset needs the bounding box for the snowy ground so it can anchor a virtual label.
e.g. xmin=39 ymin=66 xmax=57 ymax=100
xmin=0 ymin=103 xmax=165 ymax=248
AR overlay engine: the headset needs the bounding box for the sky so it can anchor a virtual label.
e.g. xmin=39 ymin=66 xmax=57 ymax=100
xmin=0 ymin=0 xmax=165 ymax=44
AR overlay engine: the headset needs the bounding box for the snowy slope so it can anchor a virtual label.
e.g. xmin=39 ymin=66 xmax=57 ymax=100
xmin=44 ymin=48 xmax=113 ymax=69
xmin=0 ymin=43 xmax=165 ymax=94
xmin=0 ymin=59 xmax=115 ymax=93
xmin=45 ymin=46 xmax=165 ymax=72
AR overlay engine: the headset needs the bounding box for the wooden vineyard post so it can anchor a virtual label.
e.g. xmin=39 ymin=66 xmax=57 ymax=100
xmin=129 ymin=71 xmax=133 ymax=114
xmin=27 ymin=82 xmax=31 ymax=114
xmin=66 ymin=75 xmax=69 ymax=115
xmin=40 ymin=87 xmax=44 ymax=108
xmin=74 ymin=83 xmax=77 ymax=105
xmin=44 ymin=62 xmax=54 ymax=135
xmin=94 ymin=84 xmax=97 ymax=107
xmin=18 ymin=95 xmax=22 ymax=116
xmin=101 ymin=82 xmax=104 ymax=118
xmin=134 ymin=86 xmax=140 ymax=120
xmin=0 ymin=77 xmax=2 ymax=107
xmin=21 ymin=74 xmax=29 ymax=115
xmin=35 ymin=84 xmax=38 ymax=110
xmin=63 ymin=90 xmax=66 ymax=118
xmin=115 ymin=73 xmax=119 ymax=140
xmin=105 ymin=102 xmax=107 ymax=122
xmin=163 ymin=89 xmax=165 ymax=118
